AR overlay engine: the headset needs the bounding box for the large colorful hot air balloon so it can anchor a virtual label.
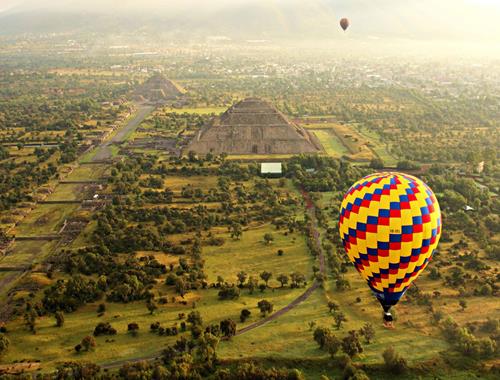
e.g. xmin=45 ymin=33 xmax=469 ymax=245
xmin=338 ymin=172 xmax=441 ymax=326
xmin=340 ymin=18 xmax=350 ymax=31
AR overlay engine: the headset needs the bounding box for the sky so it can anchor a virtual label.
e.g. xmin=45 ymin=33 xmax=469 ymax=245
xmin=1 ymin=0 xmax=499 ymax=43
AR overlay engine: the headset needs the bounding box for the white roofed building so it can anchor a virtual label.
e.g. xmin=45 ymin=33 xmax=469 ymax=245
xmin=260 ymin=162 xmax=283 ymax=177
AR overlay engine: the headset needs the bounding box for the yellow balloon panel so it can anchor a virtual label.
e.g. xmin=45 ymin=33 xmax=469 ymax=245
xmin=338 ymin=172 xmax=441 ymax=301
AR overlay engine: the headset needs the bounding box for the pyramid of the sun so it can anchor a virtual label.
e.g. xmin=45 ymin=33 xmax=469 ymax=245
xmin=133 ymin=74 xmax=182 ymax=102
xmin=187 ymin=98 xmax=322 ymax=155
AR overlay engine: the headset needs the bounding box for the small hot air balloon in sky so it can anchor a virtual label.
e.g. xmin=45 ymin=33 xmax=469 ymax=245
xmin=338 ymin=172 xmax=441 ymax=327
xmin=340 ymin=18 xmax=350 ymax=31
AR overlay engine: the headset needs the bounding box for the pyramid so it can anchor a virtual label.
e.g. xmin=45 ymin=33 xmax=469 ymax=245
xmin=133 ymin=74 xmax=183 ymax=102
xmin=187 ymin=98 xmax=322 ymax=155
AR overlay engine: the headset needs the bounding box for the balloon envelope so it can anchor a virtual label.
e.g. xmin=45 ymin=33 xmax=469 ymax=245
xmin=340 ymin=18 xmax=350 ymax=31
xmin=338 ymin=172 xmax=441 ymax=309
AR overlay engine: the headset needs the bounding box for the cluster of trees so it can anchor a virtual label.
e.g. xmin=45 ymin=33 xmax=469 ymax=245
xmin=286 ymin=155 xmax=365 ymax=193
xmin=151 ymin=112 xmax=209 ymax=138
xmin=313 ymin=322 xmax=374 ymax=359
xmin=440 ymin=316 xmax=498 ymax=359
xmin=52 ymin=359 xmax=307 ymax=380
xmin=0 ymin=70 xmax=132 ymax=211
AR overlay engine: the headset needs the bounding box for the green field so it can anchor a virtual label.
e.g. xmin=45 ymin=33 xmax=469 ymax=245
xmin=0 ymin=240 xmax=58 ymax=268
xmin=13 ymin=204 xmax=79 ymax=236
xmin=204 ymin=224 xmax=312 ymax=285
xmin=46 ymin=184 xmax=81 ymax=201
xmin=66 ymin=165 xmax=108 ymax=181
xmin=312 ymin=129 xmax=350 ymax=157
xmin=352 ymin=123 xmax=398 ymax=167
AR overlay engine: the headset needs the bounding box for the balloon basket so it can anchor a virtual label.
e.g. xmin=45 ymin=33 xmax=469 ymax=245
xmin=383 ymin=321 xmax=395 ymax=329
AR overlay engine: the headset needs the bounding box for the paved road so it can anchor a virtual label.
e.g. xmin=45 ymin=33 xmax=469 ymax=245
xmin=101 ymin=190 xmax=327 ymax=369
xmin=92 ymin=105 xmax=154 ymax=162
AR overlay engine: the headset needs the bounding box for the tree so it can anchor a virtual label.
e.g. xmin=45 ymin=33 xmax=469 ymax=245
xmin=218 ymin=286 xmax=240 ymax=300
xmin=175 ymin=277 xmax=187 ymax=297
xmin=277 ymin=274 xmax=289 ymax=288
xmin=55 ymin=311 xmax=65 ymax=327
xmin=230 ymin=223 xmax=242 ymax=240
xmin=324 ymin=334 xmax=342 ymax=358
xmin=257 ymin=300 xmax=273 ymax=316
xmin=260 ymin=271 xmax=272 ymax=287
xmin=341 ymin=331 xmax=363 ymax=358
xmin=94 ymin=322 xmax=117 ymax=337
xmin=334 ymin=312 xmax=347 ymax=330
xmin=263 ymin=233 xmax=274 ymax=245
xmin=459 ymin=299 xmax=467 ymax=312
xmin=147 ymin=300 xmax=158 ymax=315
xmin=24 ymin=310 xmax=37 ymax=334
xmin=369 ymin=157 xmax=384 ymax=169
xmin=128 ymin=323 xmax=140 ymax=337
xmin=336 ymin=278 xmax=351 ymax=291
xmin=290 ymin=272 xmax=306 ymax=288
xmin=220 ymin=319 xmax=237 ymax=339
xmin=56 ymin=362 xmax=101 ymax=378
xmin=240 ymin=309 xmax=251 ymax=323
xmin=196 ymin=332 xmax=219 ymax=366
xmin=328 ymin=301 xmax=339 ymax=313
xmin=81 ymin=335 xmax=96 ymax=351
xmin=237 ymin=271 xmax=247 ymax=287
xmin=382 ymin=346 xmax=408 ymax=374
xmin=396 ymin=160 xmax=420 ymax=170
xmin=247 ymin=276 xmax=258 ymax=295
xmin=0 ymin=334 xmax=10 ymax=356
xmin=216 ymin=276 xmax=225 ymax=287
xmin=359 ymin=322 xmax=375 ymax=344
xmin=187 ymin=311 xmax=203 ymax=326
xmin=313 ymin=327 xmax=331 ymax=349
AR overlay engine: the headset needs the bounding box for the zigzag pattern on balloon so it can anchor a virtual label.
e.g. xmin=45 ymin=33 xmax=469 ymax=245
xmin=339 ymin=172 xmax=441 ymax=304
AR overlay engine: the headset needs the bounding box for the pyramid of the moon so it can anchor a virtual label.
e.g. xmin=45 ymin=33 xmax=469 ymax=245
xmin=187 ymin=98 xmax=322 ymax=155
xmin=133 ymin=74 xmax=183 ymax=102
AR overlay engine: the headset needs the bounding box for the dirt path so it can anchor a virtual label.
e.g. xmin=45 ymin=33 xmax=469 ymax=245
xmin=101 ymin=190 xmax=326 ymax=369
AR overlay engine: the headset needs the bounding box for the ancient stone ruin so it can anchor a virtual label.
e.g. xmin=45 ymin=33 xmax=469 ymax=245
xmin=187 ymin=98 xmax=322 ymax=155
xmin=133 ymin=74 xmax=183 ymax=103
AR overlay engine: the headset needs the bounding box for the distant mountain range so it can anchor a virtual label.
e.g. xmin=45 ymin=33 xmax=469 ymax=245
xmin=0 ymin=0 xmax=499 ymax=42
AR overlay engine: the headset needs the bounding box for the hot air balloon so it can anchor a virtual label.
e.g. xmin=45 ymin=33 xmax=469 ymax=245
xmin=340 ymin=18 xmax=350 ymax=31
xmin=338 ymin=172 xmax=441 ymax=327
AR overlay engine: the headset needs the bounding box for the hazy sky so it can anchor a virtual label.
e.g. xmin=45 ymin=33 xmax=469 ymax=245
xmin=1 ymin=0 xmax=500 ymax=42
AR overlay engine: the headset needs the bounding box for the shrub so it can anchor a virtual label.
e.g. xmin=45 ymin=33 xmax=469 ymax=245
xmin=382 ymin=346 xmax=408 ymax=374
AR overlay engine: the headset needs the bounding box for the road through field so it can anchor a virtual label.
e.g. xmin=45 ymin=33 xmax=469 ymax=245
xmin=0 ymin=104 xmax=155 ymax=322
xmin=92 ymin=105 xmax=154 ymax=162
xmin=101 ymin=190 xmax=326 ymax=369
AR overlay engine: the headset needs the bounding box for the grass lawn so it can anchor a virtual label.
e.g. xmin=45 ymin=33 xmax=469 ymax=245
xmin=66 ymin=165 xmax=108 ymax=181
xmin=312 ymin=129 xmax=350 ymax=157
xmin=352 ymin=124 xmax=398 ymax=167
xmin=0 ymin=240 xmax=58 ymax=268
xmin=219 ymin=288 xmax=329 ymax=361
xmin=204 ymin=224 xmax=313 ymax=286
xmin=14 ymin=204 xmax=79 ymax=236
xmin=46 ymin=184 xmax=81 ymax=201
xmin=3 ymin=287 xmax=314 ymax=371
xmin=70 ymin=220 xmax=97 ymax=249
xmin=327 ymin=268 xmax=451 ymax=364
xmin=165 ymin=175 xmax=218 ymax=191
